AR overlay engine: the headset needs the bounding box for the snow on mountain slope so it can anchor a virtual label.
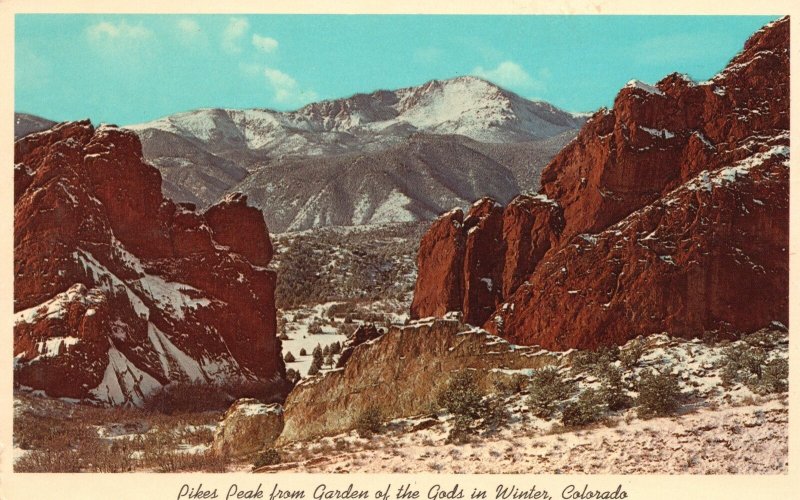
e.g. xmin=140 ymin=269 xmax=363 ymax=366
xmin=14 ymin=113 xmax=56 ymax=139
xmin=125 ymin=77 xmax=584 ymax=224
xmin=233 ymin=133 xmax=536 ymax=233
xmin=128 ymin=76 xmax=582 ymax=152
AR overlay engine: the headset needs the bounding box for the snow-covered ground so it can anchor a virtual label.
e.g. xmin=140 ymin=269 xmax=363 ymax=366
xmin=14 ymin=327 xmax=788 ymax=474
xmin=267 ymin=395 xmax=787 ymax=474
xmin=280 ymin=303 xmax=349 ymax=377
xmin=280 ymin=300 xmax=410 ymax=377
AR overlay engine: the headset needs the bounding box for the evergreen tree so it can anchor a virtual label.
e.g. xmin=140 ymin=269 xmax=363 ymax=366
xmin=312 ymin=344 xmax=323 ymax=367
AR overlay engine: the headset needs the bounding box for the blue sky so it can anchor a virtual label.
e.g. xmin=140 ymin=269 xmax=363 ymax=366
xmin=15 ymin=14 xmax=777 ymax=125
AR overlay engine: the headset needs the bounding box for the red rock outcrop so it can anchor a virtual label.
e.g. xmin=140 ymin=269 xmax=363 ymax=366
xmin=411 ymin=195 xmax=564 ymax=326
xmin=14 ymin=121 xmax=287 ymax=405
xmin=411 ymin=17 xmax=789 ymax=349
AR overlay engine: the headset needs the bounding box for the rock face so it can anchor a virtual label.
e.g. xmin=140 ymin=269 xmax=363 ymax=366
xmin=279 ymin=317 xmax=559 ymax=443
xmin=213 ymin=399 xmax=284 ymax=458
xmin=13 ymin=121 xmax=286 ymax=405
xmin=411 ymin=17 xmax=789 ymax=350
xmin=335 ymin=324 xmax=382 ymax=368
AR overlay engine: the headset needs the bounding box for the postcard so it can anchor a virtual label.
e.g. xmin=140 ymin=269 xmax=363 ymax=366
xmin=1 ymin=1 xmax=796 ymax=499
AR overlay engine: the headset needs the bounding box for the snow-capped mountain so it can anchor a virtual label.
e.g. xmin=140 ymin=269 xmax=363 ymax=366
xmin=124 ymin=77 xmax=585 ymax=231
xmin=128 ymin=76 xmax=583 ymax=158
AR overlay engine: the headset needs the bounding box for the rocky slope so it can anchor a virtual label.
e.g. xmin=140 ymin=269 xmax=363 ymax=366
xmin=13 ymin=121 xmax=286 ymax=405
xmin=411 ymin=17 xmax=789 ymax=350
xmin=237 ymin=133 xmax=569 ymax=232
xmin=279 ymin=316 xmax=559 ymax=442
xmin=271 ymin=320 xmax=787 ymax=470
xmin=14 ymin=113 xmax=56 ymax=139
xmin=126 ymin=77 xmax=582 ymax=231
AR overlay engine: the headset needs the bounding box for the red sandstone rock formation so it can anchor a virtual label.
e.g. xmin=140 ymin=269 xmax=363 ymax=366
xmin=13 ymin=121 xmax=286 ymax=405
xmin=411 ymin=17 xmax=789 ymax=349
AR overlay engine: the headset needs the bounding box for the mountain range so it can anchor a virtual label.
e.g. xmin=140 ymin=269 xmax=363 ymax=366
xmin=121 ymin=76 xmax=585 ymax=232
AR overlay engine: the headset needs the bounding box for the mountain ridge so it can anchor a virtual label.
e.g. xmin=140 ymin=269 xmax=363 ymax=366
xmin=122 ymin=76 xmax=585 ymax=232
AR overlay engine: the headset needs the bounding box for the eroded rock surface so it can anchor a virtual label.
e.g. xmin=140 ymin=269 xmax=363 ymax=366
xmin=14 ymin=121 xmax=286 ymax=404
xmin=411 ymin=17 xmax=789 ymax=349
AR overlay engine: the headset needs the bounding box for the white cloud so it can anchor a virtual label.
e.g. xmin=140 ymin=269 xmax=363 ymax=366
xmin=472 ymin=60 xmax=543 ymax=91
xmin=413 ymin=46 xmax=443 ymax=64
xmin=263 ymin=66 xmax=317 ymax=104
xmin=252 ymin=34 xmax=279 ymax=53
xmin=222 ymin=17 xmax=249 ymax=53
xmin=86 ymin=21 xmax=153 ymax=42
xmin=239 ymin=62 xmax=262 ymax=76
xmin=176 ymin=18 xmax=206 ymax=45
xmin=264 ymin=67 xmax=297 ymax=102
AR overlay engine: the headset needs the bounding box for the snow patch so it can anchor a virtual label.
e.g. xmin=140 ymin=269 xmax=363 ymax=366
xmin=625 ymin=80 xmax=664 ymax=96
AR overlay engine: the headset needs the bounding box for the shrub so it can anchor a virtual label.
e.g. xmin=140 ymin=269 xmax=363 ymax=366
xmin=494 ymin=376 xmax=526 ymax=397
xmin=307 ymin=363 xmax=320 ymax=376
xmin=481 ymin=394 xmax=509 ymax=435
xmin=286 ymin=369 xmax=301 ymax=385
xmin=338 ymin=323 xmax=358 ymax=337
xmin=719 ymin=346 xmax=787 ymax=394
xmin=636 ymin=369 xmax=683 ymax=418
xmin=571 ymin=346 xmax=619 ymax=377
xmin=619 ymin=339 xmax=644 ymax=370
xmin=437 ymin=371 xmax=484 ymax=420
xmin=759 ymin=358 xmax=789 ymax=394
xmin=446 ymin=415 xmax=473 ymax=444
xmin=252 ymin=448 xmax=281 ymax=469
xmin=145 ymin=449 xmax=228 ymax=473
xmin=743 ymin=329 xmax=783 ymax=349
xmin=308 ymin=321 xmax=324 ymax=335
xmin=284 ymin=351 xmax=295 ymax=363
xmin=528 ymin=366 xmax=576 ymax=418
xmin=355 ymin=406 xmax=383 ymax=438
xmin=14 ymin=449 xmax=83 ymax=473
xmin=299 ymin=348 xmax=307 ymax=356
xmin=330 ymin=341 xmax=342 ymax=355
xmin=599 ymin=365 xmax=631 ymax=411
xmin=142 ymin=382 xmax=231 ymax=414
xmin=561 ymin=389 xmax=603 ymax=427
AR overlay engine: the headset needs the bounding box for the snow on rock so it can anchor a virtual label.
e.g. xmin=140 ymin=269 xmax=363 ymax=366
xmin=625 ymin=79 xmax=665 ymax=96
xmin=369 ymin=190 xmax=416 ymax=224
xmin=91 ymin=345 xmax=163 ymax=406
xmin=639 ymin=126 xmax=675 ymax=139
xmin=14 ymin=120 xmax=287 ymax=404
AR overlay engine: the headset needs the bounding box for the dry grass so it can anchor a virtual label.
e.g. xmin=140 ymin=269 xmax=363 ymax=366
xmin=14 ymin=394 xmax=225 ymax=472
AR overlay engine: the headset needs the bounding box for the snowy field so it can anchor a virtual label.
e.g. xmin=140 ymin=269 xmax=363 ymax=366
xmin=265 ymin=395 xmax=788 ymax=474
xmin=280 ymin=300 xmax=409 ymax=377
